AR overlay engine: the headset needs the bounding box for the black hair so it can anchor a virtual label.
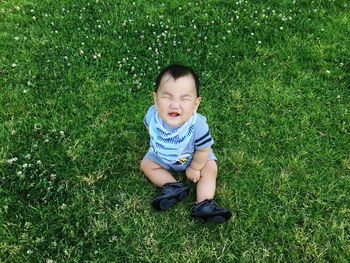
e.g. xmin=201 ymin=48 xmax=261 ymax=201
xmin=155 ymin=64 xmax=200 ymax=97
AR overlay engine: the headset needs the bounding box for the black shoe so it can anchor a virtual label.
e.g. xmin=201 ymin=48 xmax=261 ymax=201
xmin=152 ymin=182 xmax=189 ymax=211
xmin=191 ymin=199 xmax=232 ymax=223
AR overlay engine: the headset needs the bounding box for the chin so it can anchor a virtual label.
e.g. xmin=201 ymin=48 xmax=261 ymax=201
xmin=166 ymin=119 xmax=183 ymax=128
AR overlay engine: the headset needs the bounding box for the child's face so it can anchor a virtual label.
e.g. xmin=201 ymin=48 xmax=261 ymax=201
xmin=153 ymin=74 xmax=201 ymax=128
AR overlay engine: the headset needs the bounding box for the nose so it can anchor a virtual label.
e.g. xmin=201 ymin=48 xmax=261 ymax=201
xmin=169 ymin=99 xmax=180 ymax=109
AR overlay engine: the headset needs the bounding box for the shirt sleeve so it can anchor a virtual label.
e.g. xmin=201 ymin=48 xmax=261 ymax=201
xmin=144 ymin=105 xmax=156 ymax=128
xmin=194 ymin=114 xmax=214 ymax=150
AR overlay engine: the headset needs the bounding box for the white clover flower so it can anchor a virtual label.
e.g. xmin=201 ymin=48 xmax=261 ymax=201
xmin=32 ymin=16 xmax=36 ymax=20
xmin=37 ymin=160 xmax=42 ymax=165
xmin=7 ymin=157 xmax=18 ymax=164
xmin=325 ymin=70 xmax=330 ymax=74
xmin=17 ymin=171 xmax=23 ymax=176
xmin=59 ymin=131 xmax=65 ymax=136
xmin=23 ymin=163 xmax=28 ymax=168
xmin=25 ymin=154 xmax=31 ymax=159
xmin=15 ymin=36 xmax=19 ymax=40
xmin=11 ymin=63 xmax=17 ymax=67
xmin=23 ymin=89 xmax=28 ymax=93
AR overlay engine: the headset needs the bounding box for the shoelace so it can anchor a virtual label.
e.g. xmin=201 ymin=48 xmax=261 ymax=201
xmin=161 ymin=183 xmax=183 ymax=195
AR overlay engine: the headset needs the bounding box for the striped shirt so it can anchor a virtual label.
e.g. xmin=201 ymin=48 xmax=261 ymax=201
xmin=144 ymin=105 xmax=214 ymax=164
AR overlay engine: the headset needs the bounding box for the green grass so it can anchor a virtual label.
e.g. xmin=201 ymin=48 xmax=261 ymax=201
xmin=1 ymin=0 xmax=350 ymax=262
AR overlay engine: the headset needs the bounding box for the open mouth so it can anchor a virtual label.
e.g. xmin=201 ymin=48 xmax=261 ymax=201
xmin=169 ymin=112 xmax=180 ymax=117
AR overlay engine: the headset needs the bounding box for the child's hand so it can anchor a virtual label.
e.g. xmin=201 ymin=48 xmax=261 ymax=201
xmin=186 ymin=166 xmax=201 ymax=183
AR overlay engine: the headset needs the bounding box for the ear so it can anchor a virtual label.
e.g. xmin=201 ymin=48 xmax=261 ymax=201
xmin=152 ymin=92 xmax=158 ymax=108
xmin=193 ymin=96 xmax=202 ymax=112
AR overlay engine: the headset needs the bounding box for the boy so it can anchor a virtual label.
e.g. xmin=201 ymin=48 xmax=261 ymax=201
xmin=140 ymin=64 xmax=231 ymax=223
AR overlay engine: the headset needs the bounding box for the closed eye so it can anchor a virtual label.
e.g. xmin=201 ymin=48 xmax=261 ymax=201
xmin=181 ymin=95 xmax=193 ymax=101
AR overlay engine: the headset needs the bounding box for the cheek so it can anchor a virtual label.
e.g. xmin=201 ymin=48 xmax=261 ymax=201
xmin=159 ymin=100 xmax=169 ymax=107
xmin=182 ymin=103 xmax=196 ymax=114
xmin=157 ymin=100 xmax=170 ymax=112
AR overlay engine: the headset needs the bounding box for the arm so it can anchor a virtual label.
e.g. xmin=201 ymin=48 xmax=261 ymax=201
xmin=190 ymin=147 xmax=211 ymax=171
xmin=188 ymin=114 xmax=214 ymax=183
xmin=186 ymin=147 xmax=211 ymax=183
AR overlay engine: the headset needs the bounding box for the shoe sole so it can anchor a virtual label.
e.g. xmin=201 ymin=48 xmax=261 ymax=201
xmin=159 ymin=198 xmax=177 ymax=210
xmin=192 ymin=211 xmax=232 ymax=224
xmin=153 ymin=190 xmax=188 ymax=211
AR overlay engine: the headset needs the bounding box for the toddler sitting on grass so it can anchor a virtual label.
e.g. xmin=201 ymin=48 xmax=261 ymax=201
xmin=140 ymin=64 xmax=231 ymax=223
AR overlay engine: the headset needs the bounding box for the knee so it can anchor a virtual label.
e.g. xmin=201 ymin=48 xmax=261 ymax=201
xmin=201 ymin=160 xmax=218 ymax=179
xmin=140 ymin=158 xmax=155 ymax=174
xmin=209 ymin=160 xmax=218 ymax=173
xmin=140 ymin=159 xmax=147 ymax=173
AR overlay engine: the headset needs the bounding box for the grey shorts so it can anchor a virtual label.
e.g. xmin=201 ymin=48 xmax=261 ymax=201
xmin=144 ymin=149 xmax=217 ymax=172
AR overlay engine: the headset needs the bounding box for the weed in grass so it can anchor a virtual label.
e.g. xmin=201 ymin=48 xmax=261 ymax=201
xmin=1 ymin=0 xmax=350 ymax=262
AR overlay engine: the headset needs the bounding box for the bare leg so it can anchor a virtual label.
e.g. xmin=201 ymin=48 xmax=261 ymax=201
xmin=140 ymin=158 xmax=177 ymax=187
xmin=196 ymin=160 xmax=217 ymax=203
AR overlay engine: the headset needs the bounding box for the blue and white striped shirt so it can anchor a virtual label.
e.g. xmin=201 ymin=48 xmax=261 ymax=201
xmin=144 ymin=105 xmax=214 ymax=164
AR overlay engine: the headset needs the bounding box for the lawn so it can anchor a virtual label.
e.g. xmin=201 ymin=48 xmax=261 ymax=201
xmin=1 ymin=0 xmax=349 ymax=262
